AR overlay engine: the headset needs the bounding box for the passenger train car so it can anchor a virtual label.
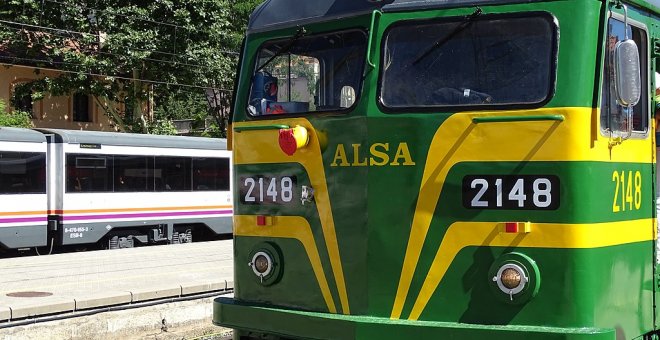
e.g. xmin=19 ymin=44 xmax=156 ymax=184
xmin=214 ymin=0 xmax=660 ymax=339
xmin=0 ymin=127 xmax=232 ymax=253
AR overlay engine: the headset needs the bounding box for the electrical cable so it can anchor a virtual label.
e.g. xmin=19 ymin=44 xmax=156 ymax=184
xmin=0 ymin=23 xmax=226 ymax=70
xmin=0 ymin=18 xmax=240 ymax=57
xmin=0 ymin=58 xmax=232 ymax=91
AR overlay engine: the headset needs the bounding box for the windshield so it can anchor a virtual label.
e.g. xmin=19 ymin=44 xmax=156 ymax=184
xmin=380 ymin=14 xmax=557 ymax=110
xmin=248 ymin=30 xmax=367 ymax=116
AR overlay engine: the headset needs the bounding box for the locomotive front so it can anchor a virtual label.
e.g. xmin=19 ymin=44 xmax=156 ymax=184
xmin=214 ymin=0 xmax=660 ymax=339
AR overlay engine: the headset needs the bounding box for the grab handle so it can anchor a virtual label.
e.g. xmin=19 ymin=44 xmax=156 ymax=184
xmin=234 ymin=124 xmax=290 ymax=132
xmin=472 ymin=115 xmax=565 ymax=124
xmin=367 ymin=10 xmax=382 ymax=68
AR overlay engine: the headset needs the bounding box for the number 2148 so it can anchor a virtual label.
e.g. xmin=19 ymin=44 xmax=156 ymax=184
xmin=612 ymin=170 xmax=641 ymax=212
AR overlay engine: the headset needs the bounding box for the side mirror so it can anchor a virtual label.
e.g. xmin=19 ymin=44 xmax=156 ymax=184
xmin=614 ymin=39 xmax=641 ymax=107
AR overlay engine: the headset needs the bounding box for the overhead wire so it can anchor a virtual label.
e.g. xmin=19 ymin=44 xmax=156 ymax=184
xmin=1 ymin=1 xmax=240 ymax=92
xmin=0 ymin=23 xmax=237 ymax=90
xmin=0 ymin=22 xmax=231 ymax=71
xmin=0 ymin=19 xmax=239 ymax=59
xmin=0 ymin=57 xmax=232 ymax=92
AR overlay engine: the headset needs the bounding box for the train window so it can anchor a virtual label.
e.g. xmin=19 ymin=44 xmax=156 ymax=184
xmin=67 ymin=154 xmax=112 ymax=192
xmin=600 ymin=17 xmax=648 ymax=136
xmin=380 ymin=14 xmax=557 ymax=110
xmin=113 ymin=155 xmax=153 ymax=192
xmin=247 ymin=29 xmax=367 ymax=116
xmin=154 ymin=157 xmax=192 ymax=191
xmin=192 ymin=157 xmax=230 ymax=191
xmin=76 ymin=157 xmax=106 ymax=168
xmin=0 ymin=152 xmax=46 ymax=194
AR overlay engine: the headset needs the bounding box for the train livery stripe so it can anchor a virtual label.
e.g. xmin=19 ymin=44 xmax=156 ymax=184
xmin=61 ymin=209 xmax=232 ymax=222
xmin=234 ymin=215 xmax=338 ymax=313
xmin=391 ymin=107 xmax=652 ymax=319
xmin=407 ymin=219 xmax=654 ymax=320
xmin=234 ymin=118 xmax=351 ymax=315
xmin=50 ymin=205 xmax=233 ymax=215
xmin=0 ymin=211 xmax=47 ymax=226
xmin=0 ymin=217 xmax=47 ymax=224
xmin=0 ymin=210 xmax=48 ymax=216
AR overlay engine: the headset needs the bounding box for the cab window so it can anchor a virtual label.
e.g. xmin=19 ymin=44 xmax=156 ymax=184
xmin=380 ymin=14 xmax=557 ymax=110
xmin=248 ymin=30 xmax=367 ymax=116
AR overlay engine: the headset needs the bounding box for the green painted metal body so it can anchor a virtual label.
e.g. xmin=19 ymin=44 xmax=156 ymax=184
xmin=215 ymin=0 xmax=660 ymax=339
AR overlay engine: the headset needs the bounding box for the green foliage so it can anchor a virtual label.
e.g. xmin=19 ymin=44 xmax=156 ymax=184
xmin=0 ymin=0 xmax=261 ymax=133
xmin=148 ymin=119 xmax=178 ymax=136
xmin=227 ymin=0 xmax=264 ymax=46
xmin=155 ymin=90 xmax=208 ymax=121
xmin=0 ymin=100 xmax=33 ymax=128
xmin=201 ymin=124 xmax=226 ymax=139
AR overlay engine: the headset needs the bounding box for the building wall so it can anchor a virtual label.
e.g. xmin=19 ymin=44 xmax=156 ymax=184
xmin=0 ymin=65 xmax=117 ymax=131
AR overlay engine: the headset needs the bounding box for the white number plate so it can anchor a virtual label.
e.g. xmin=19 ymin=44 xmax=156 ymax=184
xmin=240 ymin=176 xmax=297 ymax=204
xmin=462 ymin=175 xmax=560 ymax=210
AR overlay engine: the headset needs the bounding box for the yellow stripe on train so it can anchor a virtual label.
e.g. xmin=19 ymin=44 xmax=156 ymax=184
xmin=406 ymin=219 xmax=654 ymax=320
xmin=233 ymin=119 xmax=351 ymax=314
xmin=391 ymin=107 xmax=653 ymax=319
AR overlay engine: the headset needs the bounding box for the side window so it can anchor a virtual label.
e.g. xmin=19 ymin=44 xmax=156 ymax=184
xmin=192 ymin=157 xmax=230 ymax=191
xmin=113 ymin=155 xmax=152 ymax=192
xmin=248 ymin=30 xmax=367 ymax=116
xmin=154 ymin=157 xmax=191 ymax=191
xmin=601 ymin=17 xmax=648 ymax=135
xmin=0 ymin=152 xmax=46 ymax=194
xmin=66 ymin=154 xmax=112 ymax=192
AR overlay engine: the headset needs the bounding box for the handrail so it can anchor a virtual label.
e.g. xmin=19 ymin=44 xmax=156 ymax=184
xmin=472 ymin=115 xmax=565 ymax=124
xmin=234 ymin=124 xmax=290 ymax=132
xmin=367 ymin=10 xmax=382 ymax=68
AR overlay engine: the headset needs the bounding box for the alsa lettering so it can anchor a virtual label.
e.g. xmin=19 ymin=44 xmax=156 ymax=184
xmin=330 ymin=143 xmax=415 ymax=167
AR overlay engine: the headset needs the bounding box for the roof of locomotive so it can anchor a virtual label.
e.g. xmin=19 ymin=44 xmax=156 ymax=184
xmin=36 ymin=129 xmax=228 ymax=150
xmin=247 ymin=0 xmax=659 ymax=33
xmin=247 ymin=0 xmax=538 ymax=32
xmin=0 ymin=127 xmax=47 ymax=143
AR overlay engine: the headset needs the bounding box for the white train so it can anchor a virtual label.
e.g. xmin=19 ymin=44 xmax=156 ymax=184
xmin=0 ymin=127 xmax=232 ymax=253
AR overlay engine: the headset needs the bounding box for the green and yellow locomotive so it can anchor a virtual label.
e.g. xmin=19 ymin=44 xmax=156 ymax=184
xmin=214 ymin=0 xmax=660 ymax=338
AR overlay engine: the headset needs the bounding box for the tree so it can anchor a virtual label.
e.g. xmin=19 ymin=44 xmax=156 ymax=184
xmin=0 ymin=0 xmax=240 ymax=133
xmin=0 ymin=99 xmax=33 ymax=128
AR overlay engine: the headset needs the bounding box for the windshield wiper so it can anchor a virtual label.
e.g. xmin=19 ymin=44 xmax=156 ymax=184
xmin=255 ymin=26 xmax=307 ymax=73
xmin=411 ymin=7 xmax=482 ymax=66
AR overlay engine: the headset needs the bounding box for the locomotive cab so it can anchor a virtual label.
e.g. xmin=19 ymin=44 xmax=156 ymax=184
xmin=215 ymin=0 xmax=660 ymax=339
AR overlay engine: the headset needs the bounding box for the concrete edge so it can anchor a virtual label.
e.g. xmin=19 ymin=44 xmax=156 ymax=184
xmin=74 ymin=292 xmax=133 ymax=311
xmin=180 ymin=281 xmax=226 ymax=295
xmin=0 ymin=306 xmax=10 ymax=321
xmin=9 ymin=299 xmax=75 ymax=320
xmin=129 ymin=286 xmax=182 ymax=303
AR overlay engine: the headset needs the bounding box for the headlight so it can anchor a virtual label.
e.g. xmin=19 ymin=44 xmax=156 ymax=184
xmin=488 ymin=252 xmax=540 ymax=304
xmin=247 ymin=242 xmax=283 ymax=286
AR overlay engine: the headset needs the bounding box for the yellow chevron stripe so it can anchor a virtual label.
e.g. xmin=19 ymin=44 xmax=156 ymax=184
xmin=233 ymin=118 xmax=351 ymax=314
xmin=234 ymin=215 xmax=337 ymax=313
xmin=391 ymin=107 xmax=653 ymax=319
xmin=407 ymin=219 xmax=654 ymax=320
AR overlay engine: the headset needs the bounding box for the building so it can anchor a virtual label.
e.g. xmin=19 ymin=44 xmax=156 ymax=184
xmin=0 ymin=64 xmax=122 ymax=131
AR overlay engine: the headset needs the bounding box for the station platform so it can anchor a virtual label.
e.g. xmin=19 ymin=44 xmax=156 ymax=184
xmin=0 ymin=239 xmax=233 ymax=322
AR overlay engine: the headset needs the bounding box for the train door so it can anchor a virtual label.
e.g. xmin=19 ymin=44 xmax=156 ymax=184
xmin=649 ymin=15 xmax=660 ymax=332
xmin=602 ymin=5 xmax=656 ymax=332
xmin=650 ymin=31 xmax=660 ymax=329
